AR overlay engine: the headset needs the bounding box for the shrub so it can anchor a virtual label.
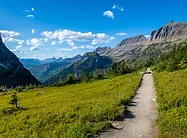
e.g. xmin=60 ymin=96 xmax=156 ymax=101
xmin=14 ymin=86 xmax=24 ymax=92
xmin=9 ymin=92 xmax=19 ymax=108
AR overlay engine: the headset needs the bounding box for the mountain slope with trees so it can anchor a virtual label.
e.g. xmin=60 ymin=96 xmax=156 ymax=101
xmin=44 ymin=52 xmax=112 ymax=85
xmin=29 ymin=55 xmax=82 ymax=83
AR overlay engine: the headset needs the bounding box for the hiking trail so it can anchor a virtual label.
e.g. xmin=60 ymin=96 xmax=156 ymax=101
xmin=99 ymin=68 xmax=158 ymax=138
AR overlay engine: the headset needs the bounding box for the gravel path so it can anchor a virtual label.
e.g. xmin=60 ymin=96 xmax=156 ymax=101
xmin=99 ymin=68 xmax=158 ymax=138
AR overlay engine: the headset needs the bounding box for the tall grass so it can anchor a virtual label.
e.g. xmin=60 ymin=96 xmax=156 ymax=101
xmin=153 ymin=69 xmax=187 ymax=138
xmin=0 ymin=73 xmax=141 ymax=138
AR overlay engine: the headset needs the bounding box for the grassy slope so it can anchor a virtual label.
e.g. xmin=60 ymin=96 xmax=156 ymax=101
xmin=0 ymin=73 xmax=141 ymax=138
xmin=153 ymin=69 xmax=187 ymax=138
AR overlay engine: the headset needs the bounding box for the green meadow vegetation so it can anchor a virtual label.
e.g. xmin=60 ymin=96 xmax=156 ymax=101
xmin=153 ymin=69 xmax=187 ymax=138
xmin=0 ymin=72 xmax=141 ymax=138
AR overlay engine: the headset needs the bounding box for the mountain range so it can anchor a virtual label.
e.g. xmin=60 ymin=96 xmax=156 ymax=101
xmin=20 ymin=57 xmax=66 ymax=69
xmin=96 ymin=21 xmax=187 ymax=68
xmin=44 ymin=52 xmax=112 ymax=85
xmin=1 ymin=21 xmax=187 ymax=87
xmin=29 ymin=55 xmax=82 ymax=83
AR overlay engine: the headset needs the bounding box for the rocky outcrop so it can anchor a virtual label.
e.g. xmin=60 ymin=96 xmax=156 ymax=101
xmin=0 ymin=34 xmax=41 ymax=87
xmin=117 ymin=35 xmax=148 ymax=47
xmin=150 ymin=21 xmax=187 ymax=41
xmin=95 ymin=47 xmax=111 ymax=56
xmin=0 ymin=33 xmax=2 ymax=43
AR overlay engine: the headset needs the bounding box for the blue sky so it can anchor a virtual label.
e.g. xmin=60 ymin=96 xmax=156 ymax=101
xmin=0 ymin=0 xmax=187 ymax=59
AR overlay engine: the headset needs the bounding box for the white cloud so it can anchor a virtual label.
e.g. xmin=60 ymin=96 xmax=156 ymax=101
xmin=31 ymin=29 xmax=35 ymax=34
xmin=26 ymin=38 xmax=43 ymax=51
xmin=17 ymin=40 xmax=24 ymax=45
xmin=144 ymin=35 xmax=151 ymax=39
xmin=116 ymin=33 xmax=127 ymax=36
xmin=11 ymin=49 xmax=19 ymax=52
xmin=2 ymin=38 xmax=24 ymax=44
xmin=29 ymin=46 xmax=40 ymax=51
xmin=51 ymin=40 xmax=56 ymax=45
xmin=57 ymin=45 xmax=85 ymax=52
xmin=24 ymin=8 xmax=34 ymax=13
xmin=16 ymin=45 xmax=23 ymax=49
xmin=103 ymin=11 xmax=114 ymax=19
xmin=112 ymin=5 xmax=124 ymax=11
xmin=23 ymin=10 xmax=30 ymax=13
xmin=26 ymin=38 xmax=43 ymax=46
xmin=43 ymin=38 xmax=49 ymax=42
xmin=11 ymin=45 xmax=28 ymax=53
xmin=26 ymin=15 xmax=34 ymax=18
xmin=112 ymin=5 xmax=117 ymax=9
xmin=0 ymin=30 xmax=20 ymax=37
xmin=91 ymin=33 xmax=112 ymax=45
xmin=0 ymin=31 xmax=24 ymax=45
xmin=41 ymin=29 xmax=114 ymax=46
xmin=66 ymin=40 xmax=75 ymax=47
xmin=85 ymin=45 xmax=96 ymax=49
xmin=57 ymin=48 xmax=73 ymax=51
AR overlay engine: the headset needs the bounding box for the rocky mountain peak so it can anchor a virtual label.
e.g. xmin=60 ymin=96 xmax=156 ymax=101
xmin=169 ymin=20 xmax=175 ymax=24
xmin=83 ymin=52 xmax=100 ymax=58
xmin=95 ymin=47 xmax=111 ymax=56
xmin=73 ymin=54 xmax=82 ymax=59
xmin=0 ymin=38 xmax=41 ymax=87
xmin=0 ymin=33 xmax=2 ymax=43
xmin=150 ymin=21 xmax=187 ymax=41
xmin=117 ymin=35 xmax=148 ymax=47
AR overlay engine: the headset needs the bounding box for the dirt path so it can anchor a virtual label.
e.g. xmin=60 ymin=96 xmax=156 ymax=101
xmin=99 ymin=68 xmax=158 ymax=138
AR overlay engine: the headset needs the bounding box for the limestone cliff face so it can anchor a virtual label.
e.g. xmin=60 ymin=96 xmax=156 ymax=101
xmin=150 ymin=21 xmax=187 ymax=41
xmin=117 ymin=35 xmax=148 ymax=47
xmin=0 ymin=34 xmax=41 ymax=87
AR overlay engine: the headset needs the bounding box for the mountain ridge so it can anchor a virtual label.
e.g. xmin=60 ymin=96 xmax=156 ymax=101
xmin=44 ymin=52 xmax=112 ymax=85
xmin=29 ymin=55 xmax=82 ymax=82
xmin=0 ymin=33 xmax=41 ymax=87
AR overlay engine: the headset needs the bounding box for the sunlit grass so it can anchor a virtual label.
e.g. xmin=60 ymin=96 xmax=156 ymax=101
xmin=0 ymin=73 xmax=141 ymax=138
xmin=153 ymin=69 xmax=187 ymax=138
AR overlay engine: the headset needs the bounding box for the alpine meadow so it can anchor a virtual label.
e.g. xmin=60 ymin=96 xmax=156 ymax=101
xmin=1 ymin=0 xmax=187 ymax=138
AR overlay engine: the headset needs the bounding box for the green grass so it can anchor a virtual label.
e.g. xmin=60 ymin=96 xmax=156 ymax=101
xmin=153 ymin=69 xmax=187 ymax=138
xmin=0 ymin=73 xmax=141 ymax=138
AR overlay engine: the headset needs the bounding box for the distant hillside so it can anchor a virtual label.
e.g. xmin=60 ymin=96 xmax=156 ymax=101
xmin=44 ymin=52 xmax=112 ymax=85
xmin=0 ymin=34 xmax=41 ymax=87
xmin=20 ymin=59 xmax=43 ymax=69
xmin=20 ymin=55 xmax=82 ymax=69
xmin=29 ymin=55 xmax=82 ymax=82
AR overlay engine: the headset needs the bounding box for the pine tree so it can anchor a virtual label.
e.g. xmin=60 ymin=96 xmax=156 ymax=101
xmin=111 ymin=62 xmax=118 ymax=73
xmin=9 ymin=92 xmax=19 ymax=108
